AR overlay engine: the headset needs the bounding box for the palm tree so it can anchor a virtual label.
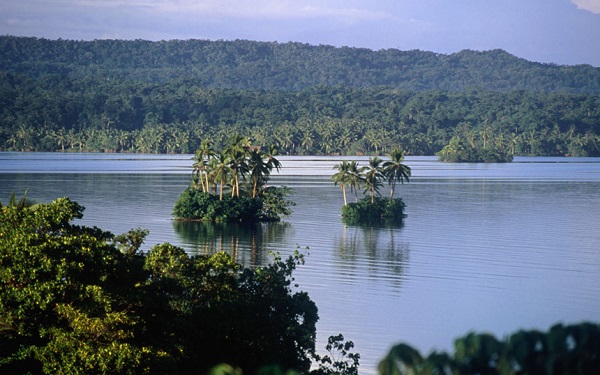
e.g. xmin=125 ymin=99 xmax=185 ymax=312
xmin=265 ymin=144 xmax=282 ymax=173
xmin=213 ymin=153 xmax=232 ymax=200
xmin=383 ymin=148 xmax=411 ymax=199
xmin=332 ymin=161 xmax=351 ymax=205
xmin=193 ymin=139 xmax=216 ymax=192
xmin=248 ymin=149 xmax=271 ymax=198
xmin=300 ymin=130 xmax=315 ymax=153
xmin=224 ymin=135 xmax=251 ymax=197
xmin=363 ymin=157 xmax=384 ymax=203
xmin=192 ymin=152 xmax=208 ymax=192
xmin=364 ymin=129 xmax=382 ymax=154
xmin=347 ymin=161 xmax=363 ymax=203
xmin=55 ymin=128 xmax=67 ymax=152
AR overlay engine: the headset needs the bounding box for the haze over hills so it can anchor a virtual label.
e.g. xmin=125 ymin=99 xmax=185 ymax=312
xmin=1 ymin=36 xmax=600 ymax=94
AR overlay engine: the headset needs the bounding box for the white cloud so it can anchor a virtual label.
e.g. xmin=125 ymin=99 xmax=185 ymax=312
xmin=572 ymin=0 xmax=600 ymax=14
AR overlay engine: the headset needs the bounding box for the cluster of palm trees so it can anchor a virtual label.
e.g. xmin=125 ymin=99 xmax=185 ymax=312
xmin=192 ymin=135 xmax=282 ymax=201
xmin=332 ymin=148 xmax=411 ymax=205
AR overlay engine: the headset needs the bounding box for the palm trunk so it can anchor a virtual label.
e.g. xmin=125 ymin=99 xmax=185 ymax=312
xmin=219 ymin=177 xmax=224 ymax=201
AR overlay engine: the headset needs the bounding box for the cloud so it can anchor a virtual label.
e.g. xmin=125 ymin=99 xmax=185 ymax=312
xmin=572 ymin=0 xmax=600 ymax=14
xmin=67 ymin=0 xmax=391 ymax=21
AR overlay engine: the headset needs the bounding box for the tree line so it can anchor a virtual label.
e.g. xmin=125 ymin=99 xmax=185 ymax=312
xmin=1 ymin=80 xmax=599 ymax=156
xmin=2 ymin=36 xmax=599 ymax=93
xmin=2 ymin=36 xmax=600 ymax=157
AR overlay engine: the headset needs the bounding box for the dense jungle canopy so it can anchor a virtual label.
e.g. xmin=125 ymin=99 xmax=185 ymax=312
xmin=1 ymin=36 xmax=599 ymax=156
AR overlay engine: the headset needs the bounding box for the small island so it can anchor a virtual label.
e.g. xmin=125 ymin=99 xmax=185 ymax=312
xmin=437 ymin=134 xmax=514 ymax=163
xmin=173 ymin=135 xmax=295 ymax=222
xmin=332 ymin=148 xmax=411 ymax=224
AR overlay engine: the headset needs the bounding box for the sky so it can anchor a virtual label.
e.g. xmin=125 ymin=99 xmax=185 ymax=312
xmin=2 ymin=0 xmax=600 ymax=66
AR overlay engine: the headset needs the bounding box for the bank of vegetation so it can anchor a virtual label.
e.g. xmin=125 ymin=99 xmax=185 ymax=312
xmin=1 ymin=36 xmax=599 ymax=158
xmin=173 ymin=135 xmax=295 ymax=222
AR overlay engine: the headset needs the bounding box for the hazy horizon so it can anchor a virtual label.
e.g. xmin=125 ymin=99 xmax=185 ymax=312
xmin=2 ymin=0 xmax=600 ymax=67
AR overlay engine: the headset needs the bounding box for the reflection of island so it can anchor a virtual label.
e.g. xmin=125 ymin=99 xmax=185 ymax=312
xmin=335 ymin=223 xmax=409 ymax=288
xmin=173 ymin=221 xmax=290 ymax=267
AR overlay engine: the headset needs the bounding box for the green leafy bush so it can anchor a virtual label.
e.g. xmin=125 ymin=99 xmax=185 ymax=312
xmin=341 ymin=197 xmax=406 ymax=225
xmin=259 ymin=186 xmax=297 ymax=221
xmin=173 ymin=187 xmax=294 ymax=222
xmin=172 ymin=188 xmax=261 ymax=222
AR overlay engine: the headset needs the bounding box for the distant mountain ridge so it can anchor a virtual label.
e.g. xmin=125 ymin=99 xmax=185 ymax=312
xmin=1 ymin=36 xmax=599 ymax=94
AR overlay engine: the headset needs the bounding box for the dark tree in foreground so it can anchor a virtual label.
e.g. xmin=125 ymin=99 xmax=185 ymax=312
xmin=0 ymin=196 xmax=319 ymax=374
xmin=378 ymin=323 xmax=600 ymax=375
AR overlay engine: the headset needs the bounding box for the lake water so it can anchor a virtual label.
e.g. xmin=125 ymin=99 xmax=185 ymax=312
xmin=2 ymin=152 xmax=600 ymax=374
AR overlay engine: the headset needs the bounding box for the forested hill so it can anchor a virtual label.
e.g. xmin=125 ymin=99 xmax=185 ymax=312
xmin=1 ymin=36 xmax=600 ymax=94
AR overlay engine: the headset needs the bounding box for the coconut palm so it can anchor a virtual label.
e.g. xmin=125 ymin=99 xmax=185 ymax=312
xmin=248 ymin=149 xmax=271 ymax=198
xmin=347 ymin=161 xmax=364 ymax=203
xmin=363 ymin=156 xmax=384 ymax=203
xmin=192 ymin=151 xmax=208 ymax=192
xmin=224 ymin=135 xmax=251 ymax=197
xmin=193 ymin=140 xmax=216 ymax=192
xmin=383 ymin=148 xmax=411 ymax=199
xmin=332 ymin=161 xmax=352 ymax=205
xmin=213 ymin=153 xmax=232 ymax=200
xmin=265 ymin=144 xmax=282 ymax=173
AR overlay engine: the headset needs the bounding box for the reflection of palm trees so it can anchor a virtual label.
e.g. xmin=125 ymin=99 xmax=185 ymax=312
xmin=335 ymin=222 xmax=409 ymax=286
xmin=172 ymin=221 xmax=290 ymax=268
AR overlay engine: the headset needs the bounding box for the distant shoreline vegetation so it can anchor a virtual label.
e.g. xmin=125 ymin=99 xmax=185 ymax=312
xmin=1 ymin=36 xmax=600 ymax=158
xmin=437 ymin=134 xmax=514 ymax=163
xmin=332 ymin=148 xmax=410 ymax=224
xmin=173 ymin=135 xmax=295 ymax=222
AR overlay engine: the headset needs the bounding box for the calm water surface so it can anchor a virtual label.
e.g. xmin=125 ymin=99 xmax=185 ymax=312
xmin=2 ymin=152 xmax=600 ymax=374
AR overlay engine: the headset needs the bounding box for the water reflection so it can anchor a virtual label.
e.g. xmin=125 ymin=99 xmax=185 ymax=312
xmin=335 ymin=222 xmax=410 ymax=288
xmin=173 ymin=220 xmax=291 ymax=267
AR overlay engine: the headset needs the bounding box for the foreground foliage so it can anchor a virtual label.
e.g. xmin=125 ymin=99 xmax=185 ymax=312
xmin=379 ymin=322 xmax=600 ymax=375
xmin=0 ymin=197 xmax=320 ymax=374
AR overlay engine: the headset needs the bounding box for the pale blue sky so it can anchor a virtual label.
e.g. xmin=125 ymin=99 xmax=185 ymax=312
xmin=2 ymin=0 xmax=600 ymax=66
